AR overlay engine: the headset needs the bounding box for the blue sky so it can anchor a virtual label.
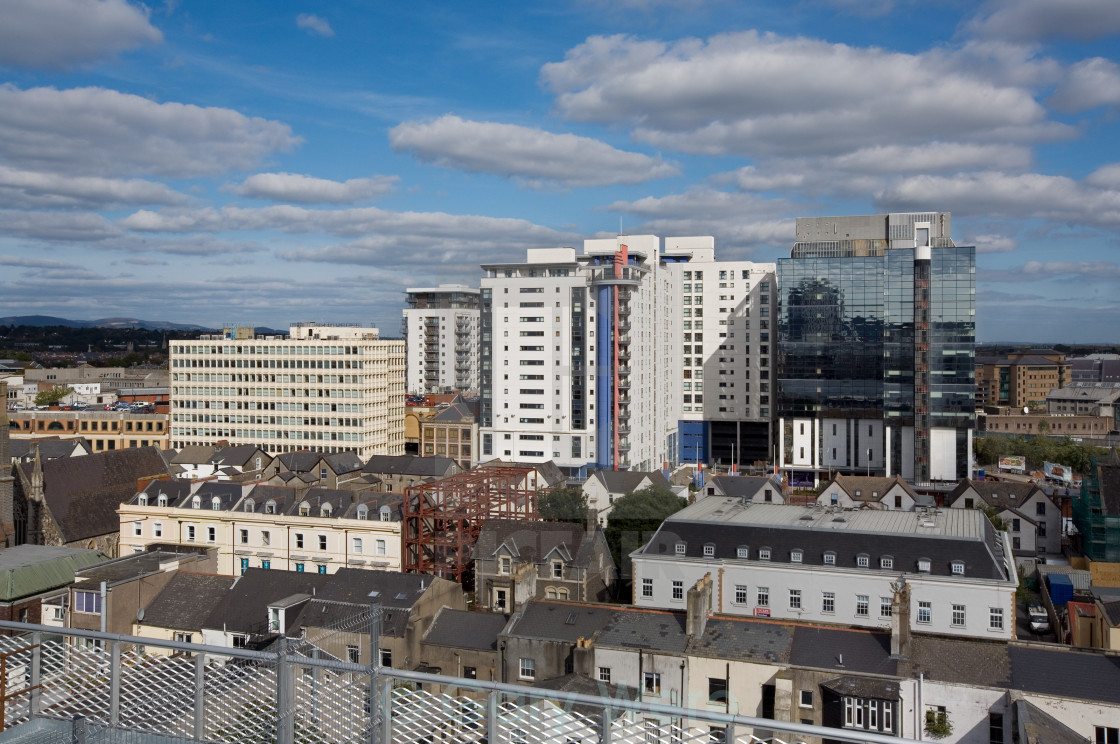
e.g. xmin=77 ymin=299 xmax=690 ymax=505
xmin=1 ymin=0 xmax=1119 ymax=342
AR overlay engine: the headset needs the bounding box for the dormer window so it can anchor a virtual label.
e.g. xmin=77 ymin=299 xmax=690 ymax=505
xmin=759 ymin=547 xmax=771 ymax=561
xmin=500 ymin=556 xmax=512 ymax=575
xmin=951 ymin=561 xmax=965 ymax=575
xmin=320 ymin=504 xmax=332 ymax=517
xmin=791 ymin=549 xmax=803 ymax=564
xmin=299 ymin=502 xmax=310 ymax=517
xmin=552 ymin=560 xmax=563 ymax=578
xmin=138 ymin=494 xmax=148 ymax=506
xmin=855 ymin=490 xmax=862 ymax=497
xmin=356 ymin=505 xmax=368 ymax=520
xmin=191 ymin=496 xmax=201 ymax=509
xmin=675 ymin=542 xmax=686 ymax=555
xmin=380 ymin=506 xmax=392 ymax=521
xmin=918 ymin=558 xmax=931 ymax=573
xmin=880 ymin=556 xmax=894 ymax=570
xmin=265 ymin=501 xmax=276 ymax=515
xmin=736 ymin=546 xmax=749 ymax=559
xmin=703 ymin=543 xmax=715 ymax=557
xmin=857 ymin=554 xmax=870 ymax=568
xmin=823 ymin=551 xmax=836 ymax=565
xmin=211 ymin=497 xmax=221 ymax=510
xmin=157 ymin=495 xmax=168 ymax=507
xmin=243 ymin=499 xmax=255 ymax=513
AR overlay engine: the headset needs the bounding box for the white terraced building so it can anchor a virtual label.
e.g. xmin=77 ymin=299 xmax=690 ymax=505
xmin=402 ymin=284 xmax=480 ymax=395
xmin=170 ymin=323 xmax=406 ymax=459
xmin=632 ymin=500 xmax=1018 ymax=640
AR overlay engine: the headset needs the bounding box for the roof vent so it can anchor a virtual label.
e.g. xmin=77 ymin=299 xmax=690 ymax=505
xmin=565 ymin=612 xmax=578 ymax=625
xmin=799 ymin=514 xmax=814 ymax=521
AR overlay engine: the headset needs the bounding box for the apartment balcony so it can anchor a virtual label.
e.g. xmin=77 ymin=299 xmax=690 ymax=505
xmin=618 ymin=438 xmax=631 ymax=452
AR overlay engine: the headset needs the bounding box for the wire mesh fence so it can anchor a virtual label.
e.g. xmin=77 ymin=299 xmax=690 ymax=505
xmin=0 ymin=622 xmax=918 ymax=744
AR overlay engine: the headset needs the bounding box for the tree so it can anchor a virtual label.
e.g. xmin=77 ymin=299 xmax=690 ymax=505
xmin=605 ymin=486 xmax=687 ymax=577
xmin=34 ymin=386 xmax=73 ymax=407
xmin=537 ymin=486 xmax=589 ymax=524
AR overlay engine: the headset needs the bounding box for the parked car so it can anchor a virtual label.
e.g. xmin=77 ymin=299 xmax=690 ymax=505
xmin=1028 ymin=604 xmax=1050 ymax=633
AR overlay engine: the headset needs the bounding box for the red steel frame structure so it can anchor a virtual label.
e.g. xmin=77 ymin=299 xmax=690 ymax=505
xmin=403 ymin=465 xmax=539 ymax=592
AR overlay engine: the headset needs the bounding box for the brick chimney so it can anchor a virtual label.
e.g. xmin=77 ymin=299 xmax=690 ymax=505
xmin=686 ymin=573 xmax=713 ymax=638
xmin=890 ymin=579 xmax=911 ymax=658
xmin=572 ymin=637 xmax=595 ymax=677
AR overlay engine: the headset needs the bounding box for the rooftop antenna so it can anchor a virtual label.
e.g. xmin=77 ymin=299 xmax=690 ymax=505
xmin=619 ymin=216 xmax=623 ymax=235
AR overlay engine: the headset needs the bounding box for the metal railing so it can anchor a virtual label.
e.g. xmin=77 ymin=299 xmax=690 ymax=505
xmin=0 ymin=619 xmax=920 ymax=744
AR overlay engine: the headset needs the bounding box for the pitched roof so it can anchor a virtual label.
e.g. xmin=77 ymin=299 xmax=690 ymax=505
xmin=906 ymin=635 xmax=1010 ymax=688
xmin=480 ymin=459 xmax=566 ymax=489
xmin=424 ymin=607 xmax=507 ymax=651
xmin=427 ymin=395 xmax=478 ymax=423
xmin=277 ymin=451 xmax=323 ymax=473
xmin=0 ymin=545 xmax=108 ymax=601
xmin=590 ymin=469 xmax=671 ymax=494
xmin=289 ymin=569 xmax=447 ymax=637
xmin=323 ymin=451 xmax=364 ymax=475
xmin=473 ymin=519 xmax=598 ymax=567
xmin=23 ymin=447 xmax=169 ymax=543
xmin=827 ymin=475 xmax=926 ymax=505
xmin=202 ymin=568 xmax=332 ymax=634
xmin=170 ymin=446 xmax=218 ymax=465
xmin=362 ymin=454 xmax=458 ymax=478
xmin=209 ymin=445 xmax=265 ymax=468
xmin=788 ymin=625 xmax=897 ymax=676
xmin=691 ymin=616 xmax=793 ymax=664
xmin=708 ymin=475 xmax=778 ymax=500
xmin=1012 ymin=698 xmax=1091 ymax=744
xmin=504 ymin=601 xmax=616 ymax=642
xmin=140 ymin=572 xmax=236 ymax=631
xmin=132 ymin=479 xmax=192 ymax=506
xmin=946 ymin=479 xmax=1046 ymax=512
xmin=596 ymin=609 xmax=689 ymax=654
xmin=1009 ymin=645 xmax=1120 ymax=706
xmin=9 ymin=438 xmax=91 ymax=463
xmin=74 ymin=550 xmax=201 ymax=585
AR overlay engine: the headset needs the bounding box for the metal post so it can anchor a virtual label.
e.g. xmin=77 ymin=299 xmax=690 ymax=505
xmin=380 ymin=676 xmax=392 ymax=744
xmin=109 ymin=641 xmax=120 ymax=727
xmin=600 ymin=706 xmax=613 ymax=744
xmin=276 ymin=636 xmax=294 ymax=744
xmin=29 ymin=631 xmax=40 ymax=717
xmin=310 ymin=647 xmax=320 ymax=727
xmin=73 ymin=715 xmax=87 ymax=744
xmin=194 ymin=651 xmax=205 ymax=741
xmin=368 ymin=598 xmax=381 ymax=744
xmin=725 ymin=722 xmax=737 ymax=744
xmin=486 ymin=690 xmax=499 ymax=744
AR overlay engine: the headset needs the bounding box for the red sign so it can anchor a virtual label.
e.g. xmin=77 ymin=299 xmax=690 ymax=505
xmin=754 ymin=608 xmax=771 ymax=617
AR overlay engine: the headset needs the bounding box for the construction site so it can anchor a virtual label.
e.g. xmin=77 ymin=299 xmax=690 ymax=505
xmin=402 ymin=463 xmax=539 ymax=591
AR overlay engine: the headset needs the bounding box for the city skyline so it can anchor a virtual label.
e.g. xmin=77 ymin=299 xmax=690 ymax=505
xmin=1 ymin=0 xmax=1120 ymax=341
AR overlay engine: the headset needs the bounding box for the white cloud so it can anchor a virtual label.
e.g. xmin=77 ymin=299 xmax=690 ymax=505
xmin=296 ymin=14 xmax=334 ymax=38
xmin=963 ymin=0 xmax=1120 ymax=42
xmin=541 ymin=32 xmax=1068 ymax=158
xmin=0 ymin=209 xmax=121 ymax=241
xmin=0 ymin=85 xmax=300 ymax=178
xmin=0 ymin=165 xmax=189 ymax=208
xmin=875 ymin=171 xmax=1120 ymax=226
xmin=968 ymin=234 xmax=1018 ymax=254
xmin=982 ymin=260 xmax=1120 ymax=282
xmin=0 ymin=0 xmax=162 ymax=70
xmin=1049 ymin=57 xmax=1120 ymax=113
xmin=1086 ymin=163 xmax=1120 ymax=189
xmin=390 ymin=116 xmax=679 ymax=187
xmin=227 ymin=173 xmax=398 ymax=204
xmin=0 ymin=255 xmax=69 ymax=269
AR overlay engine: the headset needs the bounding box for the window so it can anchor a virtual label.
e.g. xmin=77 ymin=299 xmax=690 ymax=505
xmin=823 ymin=591 xmax=835 ymax=613
xmin=708 ymin=678 xmax=728 ymax=704
xmin=352 ymin=537 xmax=363 ymax=553
xmin=132 ymin=521 xmax=142 ymax=537
xmin=153 ymin=522 xmax=162 ymax=538
xmin=519 ymin=658 xmax=535 ymax=680
xmin=844 ymin=698 xmax=894 ymax=733
xmin=789 ymin=589 xmax=802 ymax=609
xmin=261 ymin=531 xmax=270 ymax=546
xmin=642 ymin=578 xmax=653 ymax=598
xmin=186 ymin=525 xmax=196 ymax=542
xmin=737 ymin=546 xmax=749 ymax=559
xmin=552 ymin=561 xmax=563 ymax=578
xmin=799 ymin=690 xmax=813 ymax=708
xmin=759 ymin=547 xmax=771 ymax=561
xmin=857 ymin=554 xmax=869 ymax=567
xmin=381 ymin=649 xmax=392 ymax=668
xmin=823 ymin=551 xmax=836 ymax=565
xmin=240 ymin=558 xmax=249 ymax=574
xmin=644 ymin=672 xmax=661 ymax=695
xmin=261 ymin=560 xmax=271 ymax=569
xmin=207 ymin=526 xmax=216 ymax=543
xmin=881 ymin=597 xmax=893 ymax=618
xmin=675 ymin=542 xmax=686 ymax=555
xmin=989 ymin=607 xmax=1004 ymax=630
xmin=317 ymin=564 xmax=327 ymax=575
xmin=347 ymin=645 xmax=360 ymax=664
xmin=918 ymin=559 xmax=931 ymax=572
xmin=952 ymin=604 xmax=966 ymax=627
xmin=672 ymin=580 xmax=684 ymax=601
xmin=735 ymin=585 xmax=748 ymax=604
xmin=318 ymin=535 xmax=327 ymax=550
xmin=598 ymin=667 xmax=611 ymax=683
xmin=239 ymin=529 xmax=248 ymax=544
xmin=880 ymin=556 xmax=893 ymax=570
xmin=1097 ymin=726 xmax=1119 ymax=744
xmin=703 ymin=544 xmax=715 ymax=557
xmin=951 ymin=561 xmax=965 ymax=575
xmin=1037 ymin=501 xmax=1047 ymax=516
xmin=174 ymin=632 xmax=193 ymax=644
xmin=74 ymin=591 xmax=102 ymax=614
xmin=856 ymin=595 xmax=869 ymax=616
xmin=294 ymin=563 xmax=304 ymax=572
xmin=791 ymin=549 xmax=803 ymax=563
xmin=295 ymin=533 xmax=305 ymax=549
xmin=500 ymin=556 xmax=512 ymax=575
xmin=757 ymin=586 xmax=769 ymax=607
xmin=918 ymin=601 xmax=931 ymax=624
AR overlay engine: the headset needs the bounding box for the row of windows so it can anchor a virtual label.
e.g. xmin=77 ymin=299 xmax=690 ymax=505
xmin=136 ymin=496 xmax=391 ymax=521
xmin=674 ymin=542 xmax=966 ymax=574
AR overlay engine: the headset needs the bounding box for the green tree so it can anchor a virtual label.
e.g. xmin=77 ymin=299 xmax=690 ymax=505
xmin=605 ymin=486 xmax=687 ymax=577
xmin=537 ymin=486 xmax=589 ymax=524
xmin=33 ymin=386 xmax=73 ymax=407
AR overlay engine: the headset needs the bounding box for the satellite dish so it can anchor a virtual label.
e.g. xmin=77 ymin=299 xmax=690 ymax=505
xmin=1023 ymin=407 xmax=1030 ymax=415
xmin=136 ymin=608 xmax=145 ymax=622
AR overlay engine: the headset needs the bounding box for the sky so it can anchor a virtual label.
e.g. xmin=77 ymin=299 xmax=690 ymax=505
xmin=0 ymin=0 xmax=1119 ymax=342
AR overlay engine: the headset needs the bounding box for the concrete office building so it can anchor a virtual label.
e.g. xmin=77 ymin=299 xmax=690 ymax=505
xmin=661 ymin=237 xmax=777 ymax=468
xmin=402 ymin=284 xmax=480 ymax=395
xmin=479 ymin=236 xmax=681 ymax=477
xmin=776 ymin=213 xmax=975 ymax=485
xmin=170 ymin=323 xmax=406 ymax=459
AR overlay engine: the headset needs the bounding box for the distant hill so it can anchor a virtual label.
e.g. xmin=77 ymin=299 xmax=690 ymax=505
xmin=0 ymin=315 xmax=210 ymax=331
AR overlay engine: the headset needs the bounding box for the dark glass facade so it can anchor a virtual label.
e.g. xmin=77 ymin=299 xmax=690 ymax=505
xmin=777 ymin=246 xmax=974 ymax=478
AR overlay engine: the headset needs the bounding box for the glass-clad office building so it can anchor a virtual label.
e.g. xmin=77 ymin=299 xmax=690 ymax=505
xmin=776 ymin=213 xmax=974 ymax=485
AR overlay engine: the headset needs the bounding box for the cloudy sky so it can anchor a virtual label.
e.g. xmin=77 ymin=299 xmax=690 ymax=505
xmin=1 ymin=0 xmax=1119 ymax=341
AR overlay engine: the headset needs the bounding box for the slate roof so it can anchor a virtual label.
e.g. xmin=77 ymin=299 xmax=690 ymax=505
xmin=362 ymin=455 xmax=458 ymax=478
xmin=596 ymin=609 xmax=689 ymax=654
xmin=140 ymin=572 xmax=236 ymax=631
xmin=473 ymin=519 xmax=598 ymax=566
xmin=788 ymin=626 xmax=897 ymax=677
xmin=827 ymin=475 xmax=926 ymax=506
xmin=427 ymin=394 xmax=477 ymax=423
xmin=0 ymin=545 xmax=108 ymax=601
xmin=946 ymin=479 xmax=1047 ymax=512
xmin=639 ymin=502 xmax=1009 ymax=581
xmin=589 ymin=469 xmax=671 ymax=495
xmin=202 ymin=568 xmax=332 ymax=635
xmin=324 ymin=451 xmax=364 ymax=475
xmin=75 ymin=550 xmax=200 ymax=585
xmin=424 ymin=607 xmax=507 ymax=651
xmin=691 ymin=617 xmax=793 ymax=664
xmin=905 ymin=636 xmax=1010 ymax=688
xmin=504 ymin=601 xmax=616 ymax=642
xmin=170 ymin=446 xmax=218 ymax=465
xmin=185 ymin=481 xmax=244 ymax=510
xmin=289 ymin=569 xmax=443 ymax=637
xmin=1009 ymin=645 xmax=1120 ymax=706
xmin=131 ymin=479 xmax=192 ymax=506
xmin=9 ymin=438 xmax=91 ymax=463
xmin=239 ymin=485 xmax=308 ymax=515
xmin=1013 ymin=698 xmax=1090 ymax=744
xmin=208 ymin=445 xmax=265 ymax=468
xmin=708 ymin=475 xmax=778 ymax=500
xmin=277 ymin=451 xmax=323 ymax=473
xmin=21 ymin=447 xmax=169 ymax=543
xmin=820 ymin=675 xmax=901 ymax=701
xmin=479 ymin=459 xmax=566 ymax=489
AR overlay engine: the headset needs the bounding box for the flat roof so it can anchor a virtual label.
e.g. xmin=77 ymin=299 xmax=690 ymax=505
xmin=668 ymin=499 xmax=984 ymax=540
